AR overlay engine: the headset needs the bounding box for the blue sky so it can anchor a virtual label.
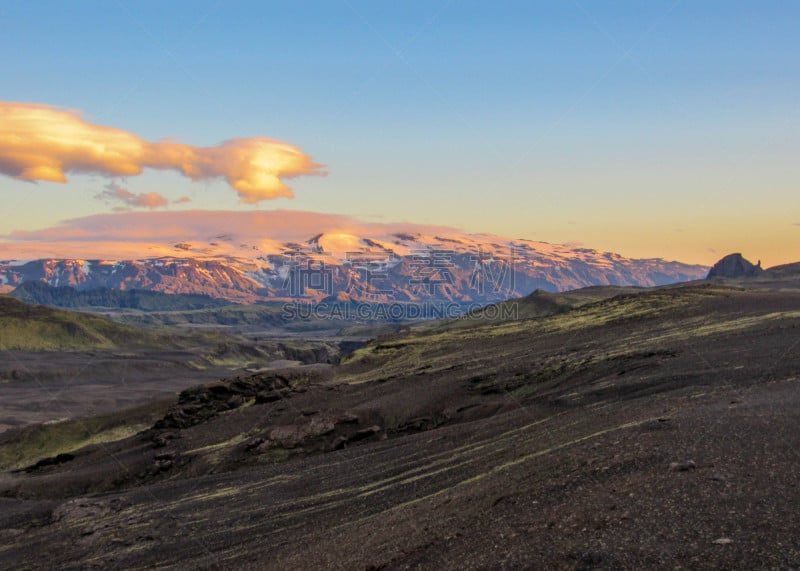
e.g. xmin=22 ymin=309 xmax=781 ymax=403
xmin=1 ymin=1 xmax=798 ymax=264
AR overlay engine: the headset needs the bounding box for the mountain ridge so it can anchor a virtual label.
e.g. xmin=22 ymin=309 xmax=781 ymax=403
xmin=0 ymin=231 xmax=707 ymax=303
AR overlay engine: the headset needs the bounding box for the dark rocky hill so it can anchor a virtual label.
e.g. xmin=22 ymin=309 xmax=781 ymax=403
xmin=707 ymin=253 xmax=763 ymax=278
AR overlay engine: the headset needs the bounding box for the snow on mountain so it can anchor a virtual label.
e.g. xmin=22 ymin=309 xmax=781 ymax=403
xmin=0 ymin=230 xmax=708 ymax=304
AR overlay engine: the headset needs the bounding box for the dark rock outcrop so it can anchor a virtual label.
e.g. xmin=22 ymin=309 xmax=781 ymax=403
xmin=707 ymin=253 xmax=763 ymax=279
xmin=153 ymin=369 xmax=322 ymax=430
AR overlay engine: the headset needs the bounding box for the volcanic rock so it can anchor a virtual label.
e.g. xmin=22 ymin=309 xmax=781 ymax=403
xmin=707 ymin=254 xmax=763 ymax=279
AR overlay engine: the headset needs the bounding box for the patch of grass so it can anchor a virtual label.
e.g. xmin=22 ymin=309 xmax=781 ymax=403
xmin=184 ymin=433 xmax=249 ymax=455
xmin=0 ymin=399 xmax=172 ymax=471
xmin=638 ymin=310 xmax=800 ymax=346
xmin=339 ymin=289 xmax=716 ymax=385
xmin=177 ymin=486 xmax=241 ymax=504
xmin=0 ymin=295 xmax=163 ymax=351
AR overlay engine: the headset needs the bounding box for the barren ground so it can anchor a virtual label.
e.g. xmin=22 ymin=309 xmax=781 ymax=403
xmin=1 ymin=283 xmax=799 ymax=569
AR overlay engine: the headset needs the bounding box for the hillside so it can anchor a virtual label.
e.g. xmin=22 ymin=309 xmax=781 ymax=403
xmin=10 ymin=281 xmax=233 ymax=311
xmin=2 ymin=277 xmax=800 ymax=568
xmin=444 ymin=285 xmax=644 ymax=327
xmin=0 ymin=295 xmax=160 ymax=351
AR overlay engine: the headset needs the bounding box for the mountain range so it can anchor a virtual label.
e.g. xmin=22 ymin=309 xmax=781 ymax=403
xmin=0 ymin=230 xmax=707 ymax=304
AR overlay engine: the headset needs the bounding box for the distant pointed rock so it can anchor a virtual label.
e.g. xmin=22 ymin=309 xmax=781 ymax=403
xmin=707 ymin=253 xmax=763 ymax=279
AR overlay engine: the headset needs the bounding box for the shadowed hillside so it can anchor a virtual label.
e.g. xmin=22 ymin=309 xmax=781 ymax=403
xmin=10 ymin=281 xmax=234 ymax=311
xmin=0 ymin=295 xmax=161 ymax=351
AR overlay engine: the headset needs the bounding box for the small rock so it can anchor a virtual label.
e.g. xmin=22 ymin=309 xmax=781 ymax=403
xmin=245 ymin=437 xmax=266 ymax=451
xmin=109 ymin=499 xmax=129 ymax=511
xmin=338 ymin=412 xmax=360 ymax=424
xmin=351 ymin=424 xmax=381 ymax=440
xmin=255 ymin=440 xmax=273 ymax=453
xmin=53 ymin=499 xmax=113 ymax=523
xmin=713 ymin=537 xmax=733 ymax=545
xmin=269 ymin=425 xmax=303 ymax=448
xmin=154 ymin=459 xmax=173 ymax=471
xmin=151 ymin=432 xmax=177 ymax=448
xmin=307 ymin=416 xmax=336 ymax=436
xmin=669 ymin=460 xmax=696 ymax=472
xmin=255 ymin=390 xmax=281 ymax=403
xmin=330 ymin=436 xmax=348 ymax=450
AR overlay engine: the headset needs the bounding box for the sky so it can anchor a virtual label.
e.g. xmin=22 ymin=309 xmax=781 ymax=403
xmin=0 ymin=0 xmax=798 ymax=266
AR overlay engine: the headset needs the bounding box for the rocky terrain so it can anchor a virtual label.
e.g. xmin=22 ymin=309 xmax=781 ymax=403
xmin=0 ymin=262 xmax=799 ymax=569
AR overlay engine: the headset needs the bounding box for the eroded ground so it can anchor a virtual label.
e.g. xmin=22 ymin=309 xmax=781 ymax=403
xmin=1 ymin=284 xmax=800 ymax=569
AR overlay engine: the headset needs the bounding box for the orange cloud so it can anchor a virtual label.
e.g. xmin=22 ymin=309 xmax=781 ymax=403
xmin=173 ymin=196 xmax=191 ymax=204
xmin=0 ymin=210 xmax=460 ymax=260
xmin=3 ymin=210 xmax=458 ymax=242
xmin=95 ymin=185 xmax=169 ymax=209
xmin=0 ymin=102 xmax=325 ymax=202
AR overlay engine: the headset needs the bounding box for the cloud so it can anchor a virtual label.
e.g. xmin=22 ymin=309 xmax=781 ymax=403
xmin=0 ymin=102 xmax=325 ymax=202
xmin=3 ymin=210 xmax=457 ymax=243
xmin=173 ymin=196 xmax=191 ymax=204
xmin=0 ymin=210 xmax=461 ymax=259
xmin=95 ymin=185 xmax=169 ymax=209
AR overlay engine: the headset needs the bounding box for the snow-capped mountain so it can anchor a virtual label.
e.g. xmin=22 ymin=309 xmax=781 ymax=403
xmin=0 ymin=230 xmax=707 ymax=304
